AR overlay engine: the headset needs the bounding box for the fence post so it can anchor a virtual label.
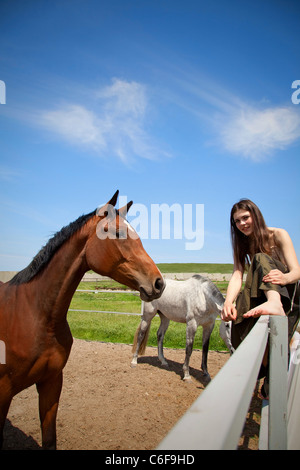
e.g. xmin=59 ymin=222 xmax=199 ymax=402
xmin=287 ymin=337 xmax=300 ymax=449
xmin=268 ymin=315 xmax=288 ymax=450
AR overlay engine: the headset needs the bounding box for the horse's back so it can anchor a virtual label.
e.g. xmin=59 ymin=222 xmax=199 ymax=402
xmin=150 ymin=277 xmax=206 ymax=321
xmin=151 ymin=276 xmax=224 ymax=324
xmin=199 ymin=276 xmax=224 ymax=309
xmin=156 ymin=278 xmax=194 ymax=301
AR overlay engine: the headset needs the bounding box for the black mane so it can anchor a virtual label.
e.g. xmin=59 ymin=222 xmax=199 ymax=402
xmin=10 ymin=210 xmax=96 ymax=286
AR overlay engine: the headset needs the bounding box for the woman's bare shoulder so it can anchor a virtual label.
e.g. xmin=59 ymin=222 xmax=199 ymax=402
xmin=268 ymin=227 xmax=291 ymax=245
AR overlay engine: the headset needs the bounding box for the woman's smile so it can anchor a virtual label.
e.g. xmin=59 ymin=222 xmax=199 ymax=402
xmin=233 ymin=210 xmax=254 ymax=236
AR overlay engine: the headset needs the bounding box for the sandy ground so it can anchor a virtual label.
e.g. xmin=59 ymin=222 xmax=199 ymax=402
xmin=2 ymin=339 xmax=260 ymax=450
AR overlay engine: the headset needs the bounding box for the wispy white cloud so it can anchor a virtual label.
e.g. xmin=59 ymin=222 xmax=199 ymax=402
xmin=218 ymin=106 xmax=300 ymax=161
xmin=42 ymin=104 xmax=107 ymax=150
xmin=39 ymin=78 xmax=169 ymax=164
xmin=7 ymin=68 xmax=300 ymax=163
xmin=158 ymin=63 xmax=300 ymax=161
xmin=97 ymin=78 xmax=147 ymax=118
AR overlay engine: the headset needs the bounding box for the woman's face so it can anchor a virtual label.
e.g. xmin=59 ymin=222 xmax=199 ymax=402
xmin=233 ymin=209 xmax=254 ymax=237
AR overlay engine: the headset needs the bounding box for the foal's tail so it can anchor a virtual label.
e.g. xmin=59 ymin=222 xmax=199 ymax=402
xmin=132 ymin=323 xmax=151 ymax=356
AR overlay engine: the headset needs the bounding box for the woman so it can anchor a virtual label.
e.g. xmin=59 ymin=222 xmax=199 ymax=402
xmin=221 ymin=199 xmax=300 ymax=395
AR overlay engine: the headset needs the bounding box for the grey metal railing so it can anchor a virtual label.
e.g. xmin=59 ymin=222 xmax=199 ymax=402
xmin=157 ymin=315 xmax=291 ymax=450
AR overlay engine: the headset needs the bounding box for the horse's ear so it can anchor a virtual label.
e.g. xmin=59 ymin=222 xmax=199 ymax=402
xmin=96 ymin=190 xmax=119 ymax=218
xmin=117 ymin=201 xmax=133 ymax=219
xmin=108 ymin=190 xmax=119 ymax=207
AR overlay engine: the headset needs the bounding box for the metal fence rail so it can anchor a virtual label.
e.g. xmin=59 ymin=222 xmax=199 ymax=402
xmin=157 ymin=315 xmax=291 ymax=450
xmin=69 ymin=309 xmax=142 ymax=316
xmin=69 ymin=289 xmax=143 ymax=316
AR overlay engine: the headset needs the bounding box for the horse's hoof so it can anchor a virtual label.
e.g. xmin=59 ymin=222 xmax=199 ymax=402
xmin=130 ymin=362 xmax=137 ymax=368
xmin=202 ymin=372 xmax=211 ymax=382
xmin=183 ymin=376 xmax=192 ymax=383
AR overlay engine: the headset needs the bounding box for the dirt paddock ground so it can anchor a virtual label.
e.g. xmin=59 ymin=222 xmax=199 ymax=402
xmin=3 ymin=339 xmax=261 ymax=450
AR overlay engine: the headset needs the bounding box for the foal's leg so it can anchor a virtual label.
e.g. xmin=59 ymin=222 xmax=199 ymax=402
xmin=183 ymin=318 xmax=197 ymax=382
xmin=157 ymin=312 xmax=170 ymax=366
xmin=36 ymin=371 xmax=63 ymax=450
xmin=201 ymin=322 xmax=215 ymax=378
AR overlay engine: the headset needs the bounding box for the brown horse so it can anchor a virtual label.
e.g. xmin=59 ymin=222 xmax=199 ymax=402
xmin=0 ymin=191 xmax=164 ymax=449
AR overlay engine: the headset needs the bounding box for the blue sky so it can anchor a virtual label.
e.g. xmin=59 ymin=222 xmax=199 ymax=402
xmin=1 ymin=0 xmax=300 ymax=270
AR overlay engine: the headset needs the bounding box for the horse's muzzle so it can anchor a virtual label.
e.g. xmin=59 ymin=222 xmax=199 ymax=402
xmin=139 ymin=277 xmax=165 ymax=302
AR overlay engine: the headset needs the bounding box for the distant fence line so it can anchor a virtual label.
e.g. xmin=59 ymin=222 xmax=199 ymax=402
xmin=0 ymin=271 xmax=237 ymax=283
xmin=81 ymin=271 xmax=236 ymax=282
xmin=0 ymin=270 xmax=233 ymax=318
xmin=70 ymin=288 xmax=144 ymax=316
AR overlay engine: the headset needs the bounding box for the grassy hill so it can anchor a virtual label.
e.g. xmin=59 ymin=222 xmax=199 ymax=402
xmin=157 ymin=263 xmax=233 ymax=273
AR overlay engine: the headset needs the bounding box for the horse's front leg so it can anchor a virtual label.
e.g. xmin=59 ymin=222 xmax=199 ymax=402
xmin=157 ymin=313 xmax=170 ymax=367
xmin=201 ymin=322 xmax=215 ymax=378
xmin=0 ymin=388 xmax=13 ymax=449
xmin=183 ymin=319 xmax=197 ymax=382
xmin=36 ymin=371 xmax=63 ymax=450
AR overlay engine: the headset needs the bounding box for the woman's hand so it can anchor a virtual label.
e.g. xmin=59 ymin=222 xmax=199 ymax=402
xmin=262 ymin=269 xmax=287 ymax=286
xmin=221 ymin=300 xmax=237 ymax=322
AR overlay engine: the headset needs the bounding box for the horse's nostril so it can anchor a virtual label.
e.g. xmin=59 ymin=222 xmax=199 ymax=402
xmin=154 ymin=277 xmax=164 ymax=293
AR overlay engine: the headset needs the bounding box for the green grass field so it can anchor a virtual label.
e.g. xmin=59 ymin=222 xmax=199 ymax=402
xmin=68 ymin=264 xmax=231 ymax=351
xmin=68 ymin=309 xmax=227 ymax=350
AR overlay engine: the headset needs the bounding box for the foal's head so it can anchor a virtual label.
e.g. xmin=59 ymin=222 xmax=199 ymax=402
xmin=85 ymin=191 xmax=164 ymax=301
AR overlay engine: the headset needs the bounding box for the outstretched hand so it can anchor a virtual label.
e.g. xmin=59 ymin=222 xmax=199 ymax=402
xmin=221 ymin=301 xmax=237 ymax=322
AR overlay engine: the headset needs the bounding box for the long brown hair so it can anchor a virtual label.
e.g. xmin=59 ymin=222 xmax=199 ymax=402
xmin=230 ymin=199 xmax=271 ymax=271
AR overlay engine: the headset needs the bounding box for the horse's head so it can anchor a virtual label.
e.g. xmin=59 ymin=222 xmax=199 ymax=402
xmin=86 ymin=191 xmax=165 ymax=301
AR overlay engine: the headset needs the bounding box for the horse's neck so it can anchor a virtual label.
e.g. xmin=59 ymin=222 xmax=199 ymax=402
xmin=33 ymin=227 xmax=90 ymax=322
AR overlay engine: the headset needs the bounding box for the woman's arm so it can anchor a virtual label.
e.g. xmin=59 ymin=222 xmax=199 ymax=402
xmin=221 ymin=264 xmax=243 ymax=321
xmin=263 ymin=228 xmax=300 ymax=285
